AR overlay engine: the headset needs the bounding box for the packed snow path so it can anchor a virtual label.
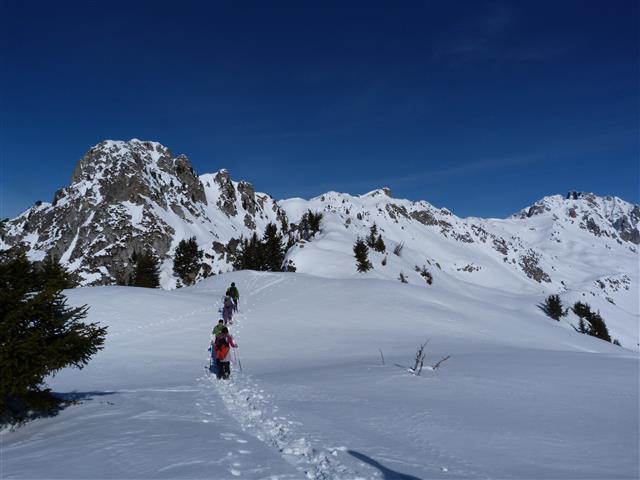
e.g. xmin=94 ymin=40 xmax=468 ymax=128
xmin=2 ymin=272 xmax=638 ymax=479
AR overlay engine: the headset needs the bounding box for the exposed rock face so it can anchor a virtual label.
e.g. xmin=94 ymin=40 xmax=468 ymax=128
xmin=1 ymin=141 xmax=637 ymax=306
xmin=513 ymin=192 xmax=640 ymax=245
xmin=1 ymin=140 xmax=286 ymax=285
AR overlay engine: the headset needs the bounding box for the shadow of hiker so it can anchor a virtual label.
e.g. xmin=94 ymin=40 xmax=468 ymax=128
xmin=348 ymin=450 xmax=424 ymax=480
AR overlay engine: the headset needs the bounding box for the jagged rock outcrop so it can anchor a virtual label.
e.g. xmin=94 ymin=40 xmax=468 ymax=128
xmin=1 ymin=140 xmax=286 ymax=286
xmin=513 ymin=192 xmax=640 ymax=245
xmin=1 ymin=140 xmax=637 ymax=322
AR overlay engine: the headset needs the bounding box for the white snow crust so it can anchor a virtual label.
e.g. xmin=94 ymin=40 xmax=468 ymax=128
xmin=2 ymin=272 xmax=638 ymax=479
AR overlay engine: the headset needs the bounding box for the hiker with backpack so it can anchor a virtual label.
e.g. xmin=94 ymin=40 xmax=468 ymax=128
xmin=222 ymin=295 xmax=234 ymax=324
xmin=212 ymin=319 xmax=225 ymax=337
xmin=226 ymin=282 xmax=239 ymax=311
xmin=208 ymin=320 xmax=225 ymax=373
xmin=212 ymin=327 xmax=237 ymax=379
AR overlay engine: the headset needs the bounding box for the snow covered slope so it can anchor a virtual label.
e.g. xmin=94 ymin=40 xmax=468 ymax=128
xmin=2 ymin=272 xmax=638 ymax=479
xmin=1 ymin=139 xmax=637 ymax=346
xmin=281 ymin=189 xmax=639 ymax=349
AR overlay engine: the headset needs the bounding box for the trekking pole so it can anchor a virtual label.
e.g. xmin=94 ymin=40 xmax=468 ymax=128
xmin=233 ymin=348 xmax=243 ymax=374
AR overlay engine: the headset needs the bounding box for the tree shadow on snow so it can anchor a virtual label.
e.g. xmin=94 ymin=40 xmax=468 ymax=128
xmin=348 ymin=450 xmax=423 ymax=480
xmin=2 ymin=390 xmax=117 ymax=428
xmin=53 ymin=390 xmax=117 ymax=403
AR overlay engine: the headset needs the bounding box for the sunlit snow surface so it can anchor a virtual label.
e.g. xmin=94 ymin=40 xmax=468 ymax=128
xmin=2 ymin=272 xmax=638 ymax=479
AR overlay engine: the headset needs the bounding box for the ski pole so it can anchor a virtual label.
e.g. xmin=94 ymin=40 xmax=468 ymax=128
xmin=233 ymin=348 xmax=243 ymax=374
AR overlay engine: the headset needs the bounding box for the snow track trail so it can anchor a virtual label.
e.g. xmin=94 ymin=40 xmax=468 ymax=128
xmin=208 ymin=285 xmax=365 ymax=480
xmin=3 ymin=273 xmax=637 ymax=479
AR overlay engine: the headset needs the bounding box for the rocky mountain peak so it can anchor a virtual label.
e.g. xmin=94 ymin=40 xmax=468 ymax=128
xmin=362 ymin=187 xmax=393 ymax=199
xmin=512 ymin=192 xmax=640 ymax=245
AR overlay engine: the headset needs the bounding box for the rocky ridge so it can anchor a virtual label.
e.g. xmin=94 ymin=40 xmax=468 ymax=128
xmin=1 ymin=140 xmax=638 ymax=316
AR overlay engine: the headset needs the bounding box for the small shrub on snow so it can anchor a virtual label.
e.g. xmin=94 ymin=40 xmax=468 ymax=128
xmin=415 ymin=265 xmax=433 ymax=285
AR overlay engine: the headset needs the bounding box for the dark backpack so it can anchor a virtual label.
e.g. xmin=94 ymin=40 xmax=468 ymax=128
xmin=214 ymin=335 xmax=230 ymax=360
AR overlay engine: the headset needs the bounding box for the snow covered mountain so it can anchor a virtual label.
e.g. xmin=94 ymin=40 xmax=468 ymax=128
xmin=2 ymin=139 xmax=638 ymax=346
xmin=2 ymin=141 xmax=639 ymax=478
xmin=1 ymin=140 xmax=287 ymax=286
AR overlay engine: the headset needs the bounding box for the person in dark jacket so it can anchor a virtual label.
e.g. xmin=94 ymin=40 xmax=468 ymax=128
xmin=226 ymin=282 xmax=239 ymax=311
xmin=222 ymin=296 xmax=234 ymax=324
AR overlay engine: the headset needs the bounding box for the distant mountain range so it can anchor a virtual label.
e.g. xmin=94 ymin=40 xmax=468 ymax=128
xmin=2 ymin=139 xmax=638 ymax=342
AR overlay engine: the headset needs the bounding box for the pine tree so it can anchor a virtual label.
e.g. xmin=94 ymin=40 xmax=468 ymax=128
xmin=285 ymin=234 xmax=296 ymax=252
xmin=367 ymin=224 xmax=378 ymax=248
xmin=374 ymin=234 xmax=386 ymax=253
xmin=234 ymin=232 xmax=262 ymax=270
xmin=0 ymin=249 xmax=107 ymax=417
xmin=173 ymin=237 xmax=203 ymax=286
xmin=538 ymin=294 xmax=565 ymax=321
xmin=131 ymin=249 xmax=160 ymax=288
xmin=585 ymin=311 xmax=611 ymax=343
xmin=353 ymin=238 xmax=372 ymax=272
xmin=571 ymin=301 xmax=611 ymax=342
xmin=40 ymin=253 xmax=73 ymax=290
xmin=572 ymin=301 xmax=592 ymax=319
xmin=298 ymin=210 xmax=323 ymax=240
xmin=308 ymin=211 xmax=323 ymax=234
xmin=298 ymin=213 xmax=311 ymax=239
xmin=262 ymin=223 xmax=285 ymax=271
xmin=578 ymin=317 xmax=587 ymax=334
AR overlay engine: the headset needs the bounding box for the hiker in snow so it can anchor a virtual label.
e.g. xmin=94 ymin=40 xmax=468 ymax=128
xmin=208 ymin=321 xmax=224 ymax=373
xmin=213 ymin=327 xmax=237 ymax=379
xmin=212 ymin=319 xmax=225 ymax=337
xmin=222 ymin=295 xmax=234 ymax=325
xmin=226 ymin=282 xmax=239 ymax=311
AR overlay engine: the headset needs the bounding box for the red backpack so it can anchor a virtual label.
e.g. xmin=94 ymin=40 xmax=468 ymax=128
xmin=214 ymin=335 xmax=230 ymax=360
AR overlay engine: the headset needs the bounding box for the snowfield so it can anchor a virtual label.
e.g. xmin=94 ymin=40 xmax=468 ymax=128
xmin=2 ymin=272 xmax=638 ymax=479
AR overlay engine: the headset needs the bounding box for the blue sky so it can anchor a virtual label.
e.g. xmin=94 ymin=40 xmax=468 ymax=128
xmin=1 ymin=0 xmax=638 ymax=219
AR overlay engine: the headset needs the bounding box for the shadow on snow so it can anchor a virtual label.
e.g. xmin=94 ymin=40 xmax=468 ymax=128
xmin=348 ymin=450 xmax=423 ymax=480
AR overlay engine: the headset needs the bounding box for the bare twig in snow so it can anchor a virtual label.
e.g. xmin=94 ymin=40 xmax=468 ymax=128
xmin=432 ymin=355 xmax=451 ymax=370
xmin=413 ymin=339 xmax=430 ymax=374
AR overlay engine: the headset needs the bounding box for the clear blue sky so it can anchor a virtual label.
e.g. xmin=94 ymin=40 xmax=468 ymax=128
xmin=1 ymin=0 xmax=638 ymax=219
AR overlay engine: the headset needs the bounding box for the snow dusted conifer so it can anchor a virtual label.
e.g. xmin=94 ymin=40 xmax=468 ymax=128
xmin=585 ymin=310 xmax=611 ymax=343
xmin=353 ymin=238 xmax=372 ymax=272
xmin=308 ymin=211 xmax=323 ymax=234
xmin=367 ymin=223 xmax=378 ymax=248
xmin=173 ymin=237 xmax=203 ymax=286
